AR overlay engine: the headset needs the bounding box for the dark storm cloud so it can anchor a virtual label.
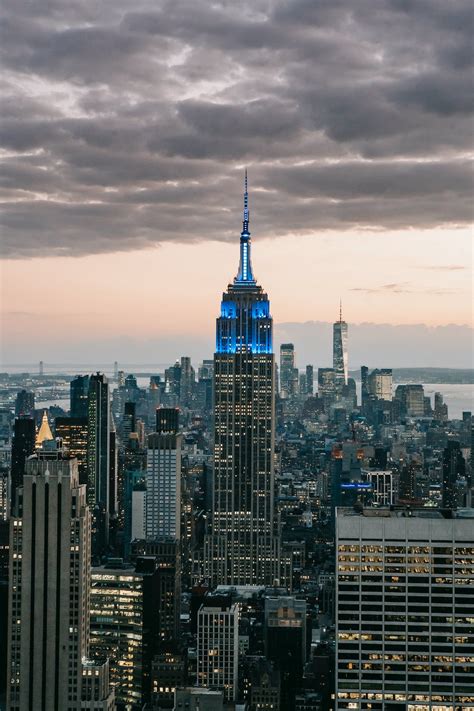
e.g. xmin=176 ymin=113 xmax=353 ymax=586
xmin=0 ymin=0 xmax=472 ymax=258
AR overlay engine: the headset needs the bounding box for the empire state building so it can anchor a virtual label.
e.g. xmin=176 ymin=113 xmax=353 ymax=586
xmin=205 ymin=173 xmax=280 ymax=586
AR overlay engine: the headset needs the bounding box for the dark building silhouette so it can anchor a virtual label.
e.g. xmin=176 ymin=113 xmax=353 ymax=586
xmin=306 ymin=365 xmax=314 ymax=396
xmin=442 ymin=440 xmax=465 ymax=509
xmin=87 ymin=373 xmax=112 ymax=554
xmin=70 ymin=375 xmax=90 ymax=418
xmin=10 ymin=417 xmax=35 ymax=512
xmin=14 ymin=390 xmax=35 ymax=418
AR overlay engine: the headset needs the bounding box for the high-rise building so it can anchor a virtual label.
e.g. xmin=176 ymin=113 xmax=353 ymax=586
xmin=10 ymin=418 xmax=35 ymax=512
xmin=265 ymin=596 xmax=307 ymax=708
xmin=333 ymin=303 xmax=348 ymax=389
xmin=360 ymin=366 xmax=369 ymax=410
xmin=70 ymin=375 xmax=90 ymax=418
xmin=442 ymin=440 xmax=465 ymax=509
xmin=14 ymin=390 xmax=35 ymax=418
xmin=395 ymin=384 xmax=425 ymax=417
xmin=179 ymin=356 xmax=195 ymax=408
xmin=87 ymin=373 xmax=111 ymax=552
xmin=434 ymin=391 xmax=449 ymax=421
xmin=367 ymin=368 xmax=392 ymax=401
xmin=90 ymin=557 xmax=160 ymax=709
xmin=131 ymin=537 xmax=181 ymax=646
xmin=55 ymin=416 xmax=88 ymax=484
xmin=206 ymin=174 xmax=279 ymax=586
xmin=7 ymin=452 xmax=113 ymax=711
xmin=197 ymin=599 xmax=239 ymax=702
xmin=280 ymin=344 xmax=298 ymax=398
xmin=305 ymin=365 xmax=314 ymax=396
xmin=318 ymin=368 xmax=335 ymax=400
xmin=146 ymin=409 xmax=182 ymax=540
xmin=335 ymin=507 xmax=474 ymax=709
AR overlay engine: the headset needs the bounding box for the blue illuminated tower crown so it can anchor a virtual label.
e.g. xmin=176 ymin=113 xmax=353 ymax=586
xmin=216 ymin=171 xmax=272 ymax=354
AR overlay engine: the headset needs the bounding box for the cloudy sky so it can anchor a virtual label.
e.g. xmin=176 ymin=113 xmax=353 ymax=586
xmin=1 ymin=0 xmax=472 ymax=368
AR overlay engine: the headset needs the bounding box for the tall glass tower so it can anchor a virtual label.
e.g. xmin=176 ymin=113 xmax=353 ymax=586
xmin=206 ymin=173 xmax=279 ymax=586
xmin=333 ymin=301 xmax=348 ymax=389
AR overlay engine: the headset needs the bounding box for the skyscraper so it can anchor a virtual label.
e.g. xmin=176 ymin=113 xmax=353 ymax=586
xmin=197 ymin=599 xmax=239 ymax=702
xmin=206 ymin=173 xmax=279 ymax=586
xmin=90 ymin=557 xmax=160 ymax=709
xmin=14 ymin=390 xmax=35 ymax=418
xmin=305 ymin=364 xmax=314 ymax=396
xmin=146 ymin=408 xmax=182 ymax=540
xmin=87 ymin=373 xmax=111 ymax=553
xmin=10 ymin=417 xmax=35 ymax=512
xmin=70 ymin=375 xmax=90 ymax=418
xmin=442 ymin=440 xmax=465 ymax=508
xmin=55 ymin=416 xmax=88 ymax=484
xmin=280 ymin=343 xmax=297 ymax=398
xmin=335 ymin=507 xmax=474 ymax=709
xmin=7 ymin=452 xmax=113 ymax=711
xmin=367 ymin=368 xmax=393 ymax=401
xmin=333 ymin=303 xmax=348 ymax=389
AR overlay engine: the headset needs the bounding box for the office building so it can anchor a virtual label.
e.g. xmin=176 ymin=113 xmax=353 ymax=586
xmin=318 ymin=368 xmax=336 ymax=400
xmin=179 ymin=356 xmax=195 ymax=408
xmin=55 ymin=416 xmax=88 ymax=484
xmin=7 ymin=452 xmax=113 ymax=711
xmin=395 ymin=384 xmax=425 ymax=417
xmin=206 ymin=174 xmax=279 ymax=586
xmin=265 ymin=596 xmax=307 ymax=708
xmin=87 ymin=373 xmax=111 ymax=552
xmin=305 ymin=364 xmax=314 ymax=396
xmin=90 ymin=557 xmax=160 ymax=709
xmin=333 ymin=304 xmax=348 ymax=388
xmin=360 ymin=366 xmax=369 ymax=410
xmin=131 ymin=537 xmax=181 ymax=646
xmin=150 ymin=651 xmax=185 ymax=709
xmin=10 ymin=418 xmax=35 ymax=512
xmin=197 ymin=599 xmax=239 ymax=702
xmin=280 ymin=344 xmax=298 ymax=398
xmin=71 ymin=375 xmax=90 ymax=418
xmin=146 ymin=409 xmax=182 ymax=540
xmin=442 ymin=440 xmax=465 ymax=509
xmin=335 ymin=507 xmax=474 ymax=709
xmin=367 ymin=368 xmax=393 ymax=401
xmin=14 ymin=390 xmax=35 ymax=418
xmin=434 ymin=391 xmax=449 ymax=422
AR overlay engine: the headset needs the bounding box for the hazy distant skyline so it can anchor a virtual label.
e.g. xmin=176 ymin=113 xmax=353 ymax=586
xmin=1 ymin=0 xmax=472 ymax=365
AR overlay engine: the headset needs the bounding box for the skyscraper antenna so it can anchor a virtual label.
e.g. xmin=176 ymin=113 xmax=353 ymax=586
xmin=243 ymin=168 xmax=249 ymax=234
xmin=340 ymin=299 xmax=343 ymax=323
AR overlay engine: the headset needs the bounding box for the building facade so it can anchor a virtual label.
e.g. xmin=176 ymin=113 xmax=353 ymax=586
xmin=146 ymin=409 xmax=182 ymax=540
xmin=7 ymin=453 xmax=114 ymax=711
xmin=336 ymin=507 xmax=474 ymax=710
xmin=197 ymin=600 xmax=239 ymax=702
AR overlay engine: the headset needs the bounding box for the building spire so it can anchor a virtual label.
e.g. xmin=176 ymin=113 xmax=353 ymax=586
xmin=243 ymin=168 xmax=249 ymax=234
xmin=235 ymin=169 xmax=255 ymax=284
xmin=339 ymin=298 xmax=343 ymax=323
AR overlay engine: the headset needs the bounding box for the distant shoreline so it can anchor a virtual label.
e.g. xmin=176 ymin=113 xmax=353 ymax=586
xmin=349 ymin=367 xmax=474 ymax=385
